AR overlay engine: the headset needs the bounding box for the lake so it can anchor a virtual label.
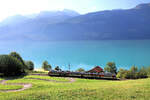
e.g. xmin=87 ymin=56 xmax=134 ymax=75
xmin=0 ymin=40 xmax=150 ymax=71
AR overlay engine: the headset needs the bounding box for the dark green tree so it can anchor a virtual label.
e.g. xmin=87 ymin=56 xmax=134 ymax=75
xmin=0 ymin=55 xmax=25 ymax=76
xmin=25 ymin=61 xmax=34 ymax=70
xmin=42 ymin=61 xmax=52 ymax=71
xmin=9 ymin=52 xmax=26 ymax=67
xmin=55 ymin=66 xmax=61 ymax=71
xmin=104 ymin=62 xmax=117 ymax=74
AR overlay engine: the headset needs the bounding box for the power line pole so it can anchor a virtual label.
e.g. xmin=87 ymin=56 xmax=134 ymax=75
xmin=68 ymin=63 xmax=71 ymax=72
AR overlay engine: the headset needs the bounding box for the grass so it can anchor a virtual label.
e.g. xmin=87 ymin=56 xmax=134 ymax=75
xmin=0 ymin=78 xmax=23 ymax=91
xmin=25 ymin=75 xmax=69 ymax=82
xmin=0 ymin=84 xmax=23 ymax=91
xmin=27 ymin=70 xmax=49 ymax=75
xmin=0 ymin=75 xmax=150 ymax=100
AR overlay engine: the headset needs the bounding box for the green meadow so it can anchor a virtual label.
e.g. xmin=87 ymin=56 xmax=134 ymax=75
xmin=0 ymin=84 xmax=22 ymax=91
xmin=0 ymin=75 xmax=149 ymax=100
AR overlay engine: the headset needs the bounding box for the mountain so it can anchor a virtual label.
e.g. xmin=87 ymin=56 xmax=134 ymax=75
xmin=0 ymin=9 xmax=80 ymax=41
xmin=1 ymin=9 xmax=80 ymax=26
xmin=33 ymin=9 xmax=80 ymax=24
xmin=43 ymin=3 xmax=150 ymax=40
xmin=0 ymin=3 xmax=150 ymax=41
xmin=0 ymin=15 xmax=29 ymax=26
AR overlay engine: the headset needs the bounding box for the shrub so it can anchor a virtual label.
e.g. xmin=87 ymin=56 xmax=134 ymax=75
xmin=42 ymin=61 xmax=52 ymax=71
xmin=104 ymin=62 xmax=117 ymax=74
xmin=25 ymin=61 xmax=34 ymax=70
xmin=129 ymin=66 xmax=138 ymax=79
xmin=116 ymin=68 xmax=127 ymax=79
xmin=137 ymin=67 xmax=147 ymax=78
xmin=0 ymin=55 xmax=25 ymax=76
xmin=117 ymin=66 xmax=148 ymax=79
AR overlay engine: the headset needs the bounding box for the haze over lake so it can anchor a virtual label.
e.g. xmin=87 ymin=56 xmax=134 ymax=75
xmin=1 ymin=40 xmax=150 ymax=71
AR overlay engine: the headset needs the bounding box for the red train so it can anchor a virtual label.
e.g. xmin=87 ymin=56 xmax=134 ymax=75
xmin=48 ymin=70 xmax=116 ymax=79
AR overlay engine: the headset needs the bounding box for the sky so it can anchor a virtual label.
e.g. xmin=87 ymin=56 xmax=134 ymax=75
xmin=0 ymin=0 xmax=150 ymax=21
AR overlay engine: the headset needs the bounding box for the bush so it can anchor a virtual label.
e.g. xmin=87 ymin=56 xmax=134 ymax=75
xmin=137 ymin=67 xmax=147 ymax=78
xmin=117 ymin=66 xmax=148 ymax=79
xmin=42 ymin=61 xmax=52 ymax=71
xmin=129 ymin=66 xmax=138 ymax=79
xmin=25 ymin=61 xmax=34 ymax=70
xmin=0 ymin=55 xmax=25 ymax=76
xmin=116 ymin=68 xmax=128 ymax=79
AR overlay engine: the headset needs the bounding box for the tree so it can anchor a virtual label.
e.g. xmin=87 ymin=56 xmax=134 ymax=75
xmin=123 ymin=70 xmax=131 ymax=79
xmin=104 ymin=62 xmax=117 ymax=74
xmin=117 ymin=66 xmax=148 ymax=79
xmin=0 ymin=55 xmax=25 ymax=76
xmin=42 ymin=61 xmax=51 ymax=71
xmin=55 ymin=66 xmax=61 ymax=71
xmin=146 ymin=66 xmax=150 ymax=76
xmin=9 ymin=52 xmax=26 ymax=68
xmin=129 ymin=66 xmax=138 ymax=79
xmin=138 ymin=67 xmax=147 ymax=78
xmin=25 ymin=61 xmax=34 ymax=70
xmin=76 ymin=68 xmax=85 ymax=72
xmin=117 ymin=68 xmax=127 ymax=79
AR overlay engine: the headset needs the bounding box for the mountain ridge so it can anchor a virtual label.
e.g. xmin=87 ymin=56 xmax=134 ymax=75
xmin=0 ymin=3 xmax=150 ymax=41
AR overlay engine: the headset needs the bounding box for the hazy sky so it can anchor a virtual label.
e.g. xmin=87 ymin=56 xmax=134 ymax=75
xmin=0 ymin=0 xmax=150 ymax=21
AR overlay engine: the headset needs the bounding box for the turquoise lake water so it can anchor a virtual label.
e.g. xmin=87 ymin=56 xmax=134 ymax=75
xmin=0 ymin=40 xmax=150 ymax=71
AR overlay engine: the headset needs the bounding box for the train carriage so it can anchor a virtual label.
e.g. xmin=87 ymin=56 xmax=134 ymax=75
xmin=48 ymin=66 xmax=116 ymax=79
